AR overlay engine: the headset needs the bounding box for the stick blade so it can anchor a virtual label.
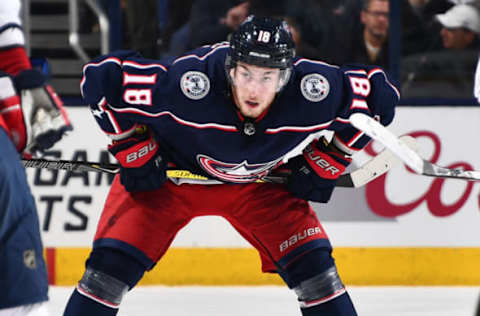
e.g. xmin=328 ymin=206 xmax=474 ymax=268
xmin=349 ymin=135 xmax=418 ymax=187
xmin=349 ymin=113 xmax=424 ymax=174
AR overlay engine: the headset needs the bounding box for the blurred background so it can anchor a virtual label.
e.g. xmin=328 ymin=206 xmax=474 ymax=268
xmin=22 ymin=0 xmax=480 ymax=103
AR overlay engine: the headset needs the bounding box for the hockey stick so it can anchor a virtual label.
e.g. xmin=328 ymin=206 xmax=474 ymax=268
xmin=348 ymin=134 xmax=417 ymax=186
xmin=19 ymin=157 xmax=295 ymax=184
xmin=20 ymin=136 xmax=416 ymax=188
xmin=20 ymin=157 xmax=341 ymax=185
xmin=350 ymin=113 xmax=480 ymax=181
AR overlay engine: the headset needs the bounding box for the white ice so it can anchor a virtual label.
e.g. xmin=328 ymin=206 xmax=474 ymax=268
xmin=48 ymin=286 xmax=479 ymax=316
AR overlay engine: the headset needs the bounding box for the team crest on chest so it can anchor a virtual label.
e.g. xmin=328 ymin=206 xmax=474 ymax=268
xmin=180 ymin=71 xmax=210 ymax=100
xmin=300 ymin=73 xmax=330 ymax=102
xmin=198 ymin=154 xmax=282 ymax=183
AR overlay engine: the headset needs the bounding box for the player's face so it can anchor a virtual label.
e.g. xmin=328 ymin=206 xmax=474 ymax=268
xmin=230 ymin=62 xmax=280 ymax=119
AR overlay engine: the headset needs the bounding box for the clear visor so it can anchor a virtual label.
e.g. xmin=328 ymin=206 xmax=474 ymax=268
xmin=227 ymin=63 xmax=291 ymax=93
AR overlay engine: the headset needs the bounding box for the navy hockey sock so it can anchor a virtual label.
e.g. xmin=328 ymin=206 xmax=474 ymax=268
xmin=300 ymin=292 xmax=357 ymax=316
xmin=63 ymin=288 xmax=118 ymax=316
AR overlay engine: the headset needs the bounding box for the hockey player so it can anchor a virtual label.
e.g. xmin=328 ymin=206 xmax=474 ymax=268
xmin=64 ymin=16 xmax=399 ymax=316
xmin=0 ymin=1 xmax=72 ymax=315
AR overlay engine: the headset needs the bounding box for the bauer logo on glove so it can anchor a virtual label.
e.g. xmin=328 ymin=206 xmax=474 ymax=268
xmin=117 ymin=139 xmax=158 ymax=167
xmin=108 ymin=126 xmax=168 ymax=192
xmin=286 ymin=137 xmax=352 ymax=203
xmin=303 ymin=143 xmax=342 ymax=178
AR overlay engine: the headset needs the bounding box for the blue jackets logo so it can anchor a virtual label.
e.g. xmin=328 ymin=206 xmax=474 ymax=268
xmin=198 ymin=154 xmax=282 ymax=183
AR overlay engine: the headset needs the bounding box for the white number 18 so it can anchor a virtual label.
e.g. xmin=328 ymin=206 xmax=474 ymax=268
xmin=257 ymin=30 xmax=271 ymax=43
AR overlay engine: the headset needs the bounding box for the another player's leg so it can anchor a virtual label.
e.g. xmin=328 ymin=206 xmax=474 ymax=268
xmin=0 ymin=129 xmax=50 ymax=315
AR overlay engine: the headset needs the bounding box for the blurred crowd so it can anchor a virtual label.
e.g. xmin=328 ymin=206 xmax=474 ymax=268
xmin=80 ymin=0 xmax=480 ymax=99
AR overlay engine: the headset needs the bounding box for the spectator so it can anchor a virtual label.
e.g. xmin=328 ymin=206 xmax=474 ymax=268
xmin=248 ymin=0 xmax=286 ymax=17
xmin=221 ymin=1 xmax=250 ymax=32
xmin=403 ymin=0 xmax=480 ymax=54
xmin=335 ymin=0 xmax=390 ymax=69
xmin=402 ymin=4 xmax=480 ymax=98
xmin=283 ymin=16 xmax=326 ymax=61
xmin=437 ymin=4 xmax=480 ymax=49
xmin=124 ymin=0 xmax=159 ymax=58
xmin=166 ymin=0 xmax=249 ymax=57
xmin=408 ymin=0 xmax=453 ymax=20
xmin=283 ymin=0 xmax=341 ymax=62
xmin=188 ymin=0 xmax=249 ymax=47
xmin=159 ymin=0 xmax=194 ymax=57
xmin=402 ymin=0 xmax=440 ymax=56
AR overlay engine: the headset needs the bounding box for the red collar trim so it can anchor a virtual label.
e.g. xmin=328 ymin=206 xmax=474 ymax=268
xmin=235 ymin=104 xmax=271 ymax=123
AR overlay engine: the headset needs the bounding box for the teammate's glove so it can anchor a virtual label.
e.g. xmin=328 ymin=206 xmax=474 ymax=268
xmin=108 ymin=127 xmax=167 ymax=192
xmin=286 ymin=137 xmax=352 ymax=203
xmin=0 ymin=70 xmax=72 ymax=154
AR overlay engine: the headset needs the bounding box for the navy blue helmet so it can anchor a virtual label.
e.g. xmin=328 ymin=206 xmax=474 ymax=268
xmin=226 ymin=16 xmax=296 ymax=91
xmin=228 ymin=15 xmax=296 ymax=68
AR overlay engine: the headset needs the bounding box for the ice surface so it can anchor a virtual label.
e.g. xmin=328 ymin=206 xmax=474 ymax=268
xmin=48 ymin=286 xmax=479 ymax=316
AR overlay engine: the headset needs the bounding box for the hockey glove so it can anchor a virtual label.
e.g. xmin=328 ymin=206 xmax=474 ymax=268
xmin=108 ymin=127 xmax=167 ymax=192
xmin=0 ymin=70 xmax=72 ymax=154
xmin=286 ymin=137 xmax=352 ymax=203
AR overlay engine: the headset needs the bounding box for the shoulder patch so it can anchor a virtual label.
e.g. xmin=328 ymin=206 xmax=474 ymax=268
xmin=300 ymin=73 xmax=330 ymax=102
xmin=180 ymin=71 xmax=210 ymax=100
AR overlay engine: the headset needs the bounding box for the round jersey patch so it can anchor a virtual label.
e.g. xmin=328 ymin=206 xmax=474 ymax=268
xmin=300 ymin=73 xmax=330 ymax=102
xmin=180 ymin=71 xmax=210 ymax=100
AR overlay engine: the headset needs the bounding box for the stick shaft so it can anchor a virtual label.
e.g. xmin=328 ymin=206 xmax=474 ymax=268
xmin=21 ymin=157 xmax=354 ymax=186
xmin=350 ymin=113 xmax=480 ymax=182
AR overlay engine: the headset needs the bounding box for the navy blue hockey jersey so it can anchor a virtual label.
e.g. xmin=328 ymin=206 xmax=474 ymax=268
xmin=81 ymin=42 xmax=399 ymax=183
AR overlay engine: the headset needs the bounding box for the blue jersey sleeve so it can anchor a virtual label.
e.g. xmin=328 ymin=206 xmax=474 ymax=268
xmin=331 ymin=64 xmax=400 ymax=155
xmin=81 ymin=50 xmax=169 ymax=140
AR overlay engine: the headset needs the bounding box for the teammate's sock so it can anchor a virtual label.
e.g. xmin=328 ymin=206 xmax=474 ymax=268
xmin=63 ymin=288 xmax=119 ymax=316
xmin=300 ymin=292 xmax=357 ymax=316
